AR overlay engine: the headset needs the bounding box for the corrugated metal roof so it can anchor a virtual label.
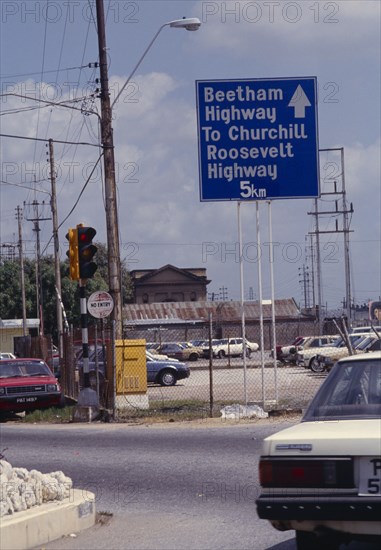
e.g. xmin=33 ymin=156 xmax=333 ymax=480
xmin=123 ymin=299 xmax=301 ymax=325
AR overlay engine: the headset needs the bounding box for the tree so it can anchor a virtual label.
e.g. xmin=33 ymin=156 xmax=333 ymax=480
xmin=0 ymin=242 xmax=134 ymax=341
xmin=0 ymin=258 xmax=35 ymax=319
xmin=93 ymin=242 xmax=134 ymax=303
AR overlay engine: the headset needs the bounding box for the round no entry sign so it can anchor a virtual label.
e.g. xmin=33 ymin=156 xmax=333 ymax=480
xmin=87 ymin=291 xmax=114 ymax=319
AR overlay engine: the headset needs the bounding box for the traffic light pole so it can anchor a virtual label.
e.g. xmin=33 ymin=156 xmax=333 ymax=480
xmin=73 ymin=280 xmax=100 ymax=421
xmin=95 ymin=0 xmax=123 ymax=340
xmin=48 ymin=139 xmax=64 ymax=358
xmin=79 ymin=283 xmax=90 ymax=389
xmin=67 ymin=225 xmax=101 ymax=418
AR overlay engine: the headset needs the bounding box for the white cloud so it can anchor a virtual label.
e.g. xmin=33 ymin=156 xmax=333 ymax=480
xmin=196 ymin=0 xmax=380 ymax=55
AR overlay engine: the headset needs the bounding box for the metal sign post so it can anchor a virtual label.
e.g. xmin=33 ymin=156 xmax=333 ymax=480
xmin=73 ymin=282 xmax=100 ymax=422
xmin=237 ymin=202 xmax=248 ymax=405
xmin=87 ymin=291 xmax=114 ymax=410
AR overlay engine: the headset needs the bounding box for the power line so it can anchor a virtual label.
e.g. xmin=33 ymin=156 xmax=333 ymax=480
xmin=0 ymin=93 xmax=100 ymax=118
xmin=0 ymin=133 xmax=99 ymax=147
xmin=309 ymin=147 xmax=354 ymax=325
xmin=0 ymin=64 xmax=90 ymax=80
xmin=40 ymin=151 xmax=104 ymax=256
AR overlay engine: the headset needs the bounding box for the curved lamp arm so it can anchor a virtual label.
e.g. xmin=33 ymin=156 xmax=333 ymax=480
xmin=111 ymin=17 xmax=201 ymax=109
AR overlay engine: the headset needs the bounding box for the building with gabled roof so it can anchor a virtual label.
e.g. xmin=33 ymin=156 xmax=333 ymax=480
xmin=126 ymin=265 xmax=319 ymax=346
xmin=130 ymin=264 xmax=210 ymax=304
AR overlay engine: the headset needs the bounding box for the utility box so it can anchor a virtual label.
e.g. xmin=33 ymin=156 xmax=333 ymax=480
xmin=115 ymin=339 xmax=147 ymax=394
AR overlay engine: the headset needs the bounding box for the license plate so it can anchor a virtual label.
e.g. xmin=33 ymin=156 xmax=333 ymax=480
xmin=358 ymin=457 xmax=381 ymax=495
xmin=16 ymin=396 xmax=38 ymax=403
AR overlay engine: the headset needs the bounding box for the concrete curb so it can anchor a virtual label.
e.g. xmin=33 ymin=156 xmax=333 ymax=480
xmin=0 ymin=489 xmax=96 ymax=550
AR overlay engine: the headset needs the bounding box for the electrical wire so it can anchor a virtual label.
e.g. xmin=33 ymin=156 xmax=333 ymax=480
xmin=0 ymin=133 xmax=100 ymax=147
xmin=31 ymin=0 xmax=50 ymax=173
xmin=40 ymin=151 xmax=104 ymax=255
xmin=39 ymin=1 xmax=71 ymax=149
xmin=0 ymin=65 xmax=90 ymax=80
xmin=55 ymin=8 xmax=97 ymax=194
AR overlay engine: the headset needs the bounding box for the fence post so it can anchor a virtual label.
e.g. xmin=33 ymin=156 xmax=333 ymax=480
xmin=208 ymin=312 xmax=214 ymax=418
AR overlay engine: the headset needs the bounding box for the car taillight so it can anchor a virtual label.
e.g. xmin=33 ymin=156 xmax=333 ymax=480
xmin=259 ymin=458 xmax=354 ymax=488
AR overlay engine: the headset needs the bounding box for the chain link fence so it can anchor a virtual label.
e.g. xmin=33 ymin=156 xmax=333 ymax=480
xmin=57 ymin=319 xmax=339 ymax=416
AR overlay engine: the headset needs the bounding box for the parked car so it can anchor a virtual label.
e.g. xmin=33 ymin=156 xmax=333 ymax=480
xmin=316 ymin=334 xmax=381 ymax=372
xmin=275 ymin=335 xmax=338 ymax=365
xmin=143 ymin=345 xmax=179 ymax=361
xmin=0 ymin=358 xmax=63 ymax=414
xmin=178 ymin=341 xmax=205 ymax=356
xmin=0 ymin=352 xmax=16 ymax=360
xmin=188 ymin=339 xmax=207 ymax=348
xmin=146 ymin=343 xmax=161 ymax=352
xmin=146 ymin=353 xmax=190 ymax=386
xmin=271 ymin=336 xmax=304 ymax=362
xmin=158 ymin=343 xmax=201 ymax=362
xmin=201 ymin=339 xmax=224 ymax=358
xmin=256 ymin=351 xmax=381 ymax=550
xmin=296 ymin=333 xmax=371 ymax=372
xmin=205 ymin=337 xmax=259 ymax=359
xmin=350 ymin=325 xmax=381 ymax=334
xmin=76 ymin=348 xmax=187 ymax=388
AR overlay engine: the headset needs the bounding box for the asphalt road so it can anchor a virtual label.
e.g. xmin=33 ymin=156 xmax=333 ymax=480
xmin=1 ymin=419 xmax=378 ymax=550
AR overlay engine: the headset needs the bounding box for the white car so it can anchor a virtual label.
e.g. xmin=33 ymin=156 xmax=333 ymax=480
xmin=296 ymin=333 xmax=371 ymax=372
xmin=350 ymin=326 xmax=381 ymax=335
xmin=278 ymin=335 xmax=338 ymax=364
xmin=210 ymin=337 xmax=259 ymax=359
xmin=256 ymin=351 xmax=381 ymax=549
xmin=0 ymin=352 xmax=16 ymax=360
xmin=317 ymin=335 xmax=381 ymax=372
xmin=146 ymin=350 xmax=179 ymax=362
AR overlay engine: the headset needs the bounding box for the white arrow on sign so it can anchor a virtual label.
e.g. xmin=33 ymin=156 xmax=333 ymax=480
xmin=288 ymin=85 xmax=311 ymax=118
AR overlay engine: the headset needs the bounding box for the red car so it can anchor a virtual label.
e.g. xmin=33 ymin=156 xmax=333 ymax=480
xmin=0 ymin=358 xmax=63 ymax=414
xmin=272 ymin=336 xmax=304 ymax=362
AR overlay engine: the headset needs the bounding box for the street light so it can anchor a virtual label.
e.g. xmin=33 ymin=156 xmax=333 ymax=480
xmin=112 ymin=17 xmax=201 ymax=108
xmin=95 ymin=0 xmax=201 ymax=340
xmin=169 ymin=17 xmax=201 ymax=30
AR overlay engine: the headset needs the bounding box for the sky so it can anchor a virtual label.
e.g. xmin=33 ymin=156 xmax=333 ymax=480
xmin=1 ymin=0 xmax=380 ymax=313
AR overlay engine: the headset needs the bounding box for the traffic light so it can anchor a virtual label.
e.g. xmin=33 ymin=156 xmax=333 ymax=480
xmin=66 ymin=227 xmax=79 ymax=281
xmin=77 ymin=225 xmax=97 ymax=279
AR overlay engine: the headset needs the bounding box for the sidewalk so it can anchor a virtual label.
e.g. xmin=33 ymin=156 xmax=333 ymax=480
xmin=0 ymin=489 xmax=95 ymax=550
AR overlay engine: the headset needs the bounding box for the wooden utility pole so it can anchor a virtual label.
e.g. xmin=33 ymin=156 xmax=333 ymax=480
xmin=48 ymin=138 xmax=64 ymax=352
xmin=95 ymin=0 xmax=123 ymax=339
xmin=26 ymin=200 xmax=51 ymax=335
xmin=16 ymin=206 xmax=27 ymax=336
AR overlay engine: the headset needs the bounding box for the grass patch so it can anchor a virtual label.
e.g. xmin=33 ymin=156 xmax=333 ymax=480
xmin=115 ymin=399 xmax=215 ymax=423
xmin=20 ymin=406 xmax=76 ymax=423
xmin=2 ymin=398 xmax=302 ymax=424
xmin=113 ymin=398 xmax=257 ymax=424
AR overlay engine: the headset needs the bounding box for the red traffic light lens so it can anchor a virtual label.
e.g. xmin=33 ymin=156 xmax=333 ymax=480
xmin=78 ymin=227 xmax=96 ymax=243
xmin=76 ymin=226 xmax=97 ymax=279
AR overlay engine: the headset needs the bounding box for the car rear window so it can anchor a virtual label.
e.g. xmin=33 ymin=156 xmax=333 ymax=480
xmin=303 ymin=358 xmax=381 ymax=421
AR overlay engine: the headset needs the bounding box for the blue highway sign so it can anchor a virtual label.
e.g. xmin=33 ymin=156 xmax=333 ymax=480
xmin=196 ymin=77 xmax=319 ymax=201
